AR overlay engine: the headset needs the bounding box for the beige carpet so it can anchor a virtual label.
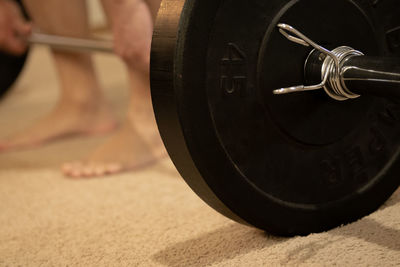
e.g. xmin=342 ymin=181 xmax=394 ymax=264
xmin=0 ymin=47 xmax=399 ymax=267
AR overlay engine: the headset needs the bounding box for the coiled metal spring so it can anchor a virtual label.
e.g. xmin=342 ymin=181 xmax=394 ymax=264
xmin=321 ymin=46 xmax=364 ymax=101
xmin=273 ymin=24 xmax=365 ymax=101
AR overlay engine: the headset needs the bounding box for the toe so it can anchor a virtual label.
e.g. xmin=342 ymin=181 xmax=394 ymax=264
xmin=62 ymin=162 xmax=85 ymax=178
xmin=61 ymin=162 xmax=78 ymax=173
xmin=82 ymin=164 xmax=99 ymax=177
xmin=63 ymin=160 xmax=125 ymax=178
xmin=93 ymin=164 xmax=107 ymax=177
xmin=69 ymin=168 xmax=84 ymax=178
xmin=105 ymin=163 xmax=122 ymax=175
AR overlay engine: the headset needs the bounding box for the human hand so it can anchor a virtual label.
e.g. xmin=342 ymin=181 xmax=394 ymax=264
xmin=103 ymin=0 xmax=153 ymax=71
xmin=0 ymin=0 xmax=31 ymax=55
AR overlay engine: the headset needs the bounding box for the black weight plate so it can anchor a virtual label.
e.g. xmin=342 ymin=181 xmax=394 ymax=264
xmin=151 ymin=0 xmax=400 ymax=236
xmin=0 ymin=52 xmax=28 ymax=99
xmin=0 ymin=0 xmax=29 ymax=100
xmin=372 ymin=0 xmax=400 ymax=56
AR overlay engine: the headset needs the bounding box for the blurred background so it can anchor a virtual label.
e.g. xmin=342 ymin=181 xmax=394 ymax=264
xmin=87 ymin=0 xmax=107 ymax=31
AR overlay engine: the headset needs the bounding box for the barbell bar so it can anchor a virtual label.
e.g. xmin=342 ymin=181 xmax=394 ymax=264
xmin=28 ymin=32 xmax=114 ymax=53
xmin=0 ymin=32 xmax=113 ymax=99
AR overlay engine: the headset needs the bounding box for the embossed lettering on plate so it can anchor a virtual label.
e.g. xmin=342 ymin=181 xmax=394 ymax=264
xmin=220 ymin=43 xmax=248 ymax=96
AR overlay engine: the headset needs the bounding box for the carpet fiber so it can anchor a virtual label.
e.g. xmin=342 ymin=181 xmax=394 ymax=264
xmin=0 ymin=47 xmax=399 ymax=266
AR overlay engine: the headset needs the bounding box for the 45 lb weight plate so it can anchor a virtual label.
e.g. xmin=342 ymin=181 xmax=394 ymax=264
xmin=151 ymin=0 xmax=400 ymax=236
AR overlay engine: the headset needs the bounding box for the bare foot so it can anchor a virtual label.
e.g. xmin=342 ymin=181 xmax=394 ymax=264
xmin=0 ymin=99 xmax=117 ymax=152
xmin=62 ymin=0 xmax=167 ymax=178
xmin=62 ymin=116 xmax=167 ymax=177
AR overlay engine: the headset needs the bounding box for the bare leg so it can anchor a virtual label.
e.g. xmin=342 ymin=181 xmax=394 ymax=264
xmin=62 ymin=0 xmax=165 ymax=177
xmin=0 ymin=0 xmax=117 ymax=152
